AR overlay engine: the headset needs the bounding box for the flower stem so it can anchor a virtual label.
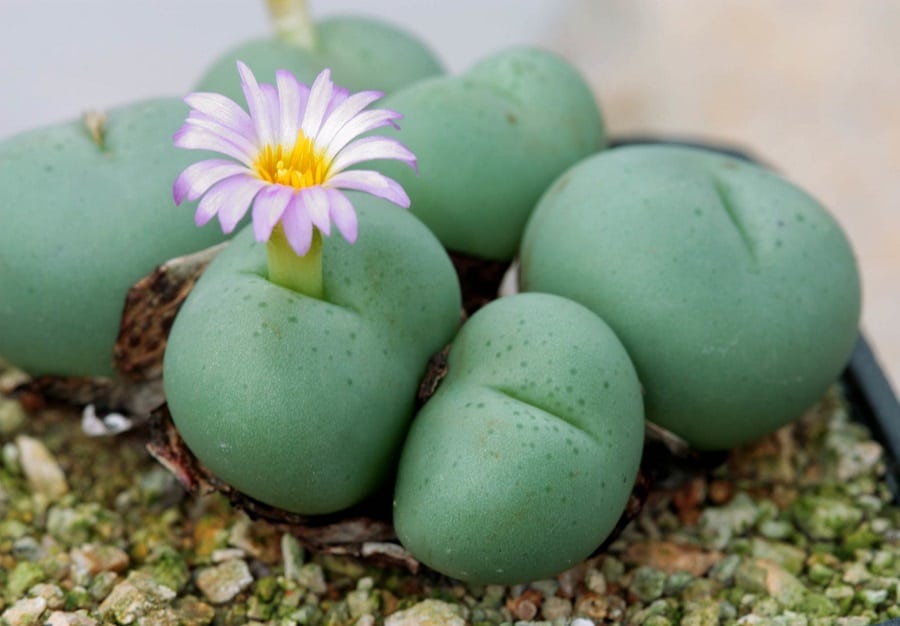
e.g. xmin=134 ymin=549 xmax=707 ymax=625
xmin=266 ymin=225 xmax=324 ymax=299
xmin=266 ymin=0 xmax=316 ymax=48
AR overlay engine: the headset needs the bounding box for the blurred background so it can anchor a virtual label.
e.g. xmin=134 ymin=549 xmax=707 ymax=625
xmin=2 ymin=0 xmax=897 ymax=389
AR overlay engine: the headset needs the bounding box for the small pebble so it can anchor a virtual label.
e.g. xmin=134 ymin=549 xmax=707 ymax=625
xmin=44 ymin=611 xmax=99 ymax=626
xmin=664 ymin=570 xmax=695 ymax=596
xmin=858 ymin=587 xmax=888 ymax=608
xmin=15 ymin=435 xmax=68 ymax=498
xmin=281 ymin=533 xmax=305 ymax=581
xmin=630 ymin=565 xmax=668 ymax=602
xmin=195 ymin=559 xmax=254 ymax=604
xmin=11 ymin=535 xmax=42 ymax=561
xmin=0 ymin=397 xmax=26 ymax=434
xmin=601 ymin=555 xmax=625 ymax=583
xmin=622 ymin=540 xmax=723 ymax=576
xmin=737 ymin=558 xmax=809 ymax=608
xmin=806 ymin=562 xmax=836 ymax=586
xmin=841 ymin=561 xmax=872 ymax=585
xmin=346 ymin=580 xmax=378 ymax=618
xmin=87 ymin=571 xmax=118 ymax=603
xmin=757 ymin=519 xmax=794 ymax=541
xmin=584 ymin=568 xmax=607 ymax=594
xmin=680 ymin=598 xmax=719 ymax=626
xmin=384 ymin=599 xmax=466 ymax=626
xmin=699 ymin=492 xmax=760 ymax=550
xmin=1 ymin=597 xmax=48 ymax=626
xmin=506 ymin=588 xmax=541 ymax=620
xmin=708 ymin=554 xmax=742 ymax=583
xmin=210 ymin=547 xmax=245 ymax=563
xmin=227 ymin=515 xmax=265 ymax=558
xmin=792 ymin=495 xmax=864 ymax=540
xmin=45 ymin=503 xmax=122 ymax=546
xmin=28 ymin=583 xmax=65 ymax=610
xmin=573 ymin=591 xmax=608 ymax=620
xmin=70 ymin=543 xmax=130 ymax=575
xmin=751 ymin=538 xmax=806 ymax=575
xmin=174 ymin=595 xmax=215 ymax=626
xmin=529 ymin=578 xmax=559 ymax=597
xmin=7 ymin=561 xmax=45 ymax=600
xmin=540 ymin=596 xmax=572 ymax=620
xmin=871 ymin=517 xmax=891 ymax=534
xmin=825 ymin=584 xmax=855 ymax=612
xmin=98 ymin=571 xmax=176 ymax=624
xmin=2 ymin=441 xmax=20 ymax=473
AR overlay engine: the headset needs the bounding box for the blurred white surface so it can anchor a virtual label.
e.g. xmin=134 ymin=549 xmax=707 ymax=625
xmin=0 ymin=0 xmax=562 ymax=136
xmin=2 ymin=0 xmax=898 ymax=389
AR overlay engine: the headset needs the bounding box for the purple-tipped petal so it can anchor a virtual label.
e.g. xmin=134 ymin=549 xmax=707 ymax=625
xmin=184 ymin=92 xmax=255 ymax=139
xmin=326 ymin=189 xmax=358 ymax=243
xmin=218 ymin=176 xmax=266 ymax=233
xmin=323 ymin=85 xmax=351 ymax=119
xmin=182 ymin=114 xmax=258 ymax=161
xmin=237 ymin=61 xmax=275 ymax=147
xmin=275 ymin=69 xmax=309 ymax=147
xmin=329 ymin=136 xmax=417 ymax=174
xmin=301 ymin=186 xmax=331 ymax=236
xmin=326 ymin=170 xmax=411 ymax=208
xmin=194 ymin=173 xmax=239 ymax=226
xmin=251 ymin=185 xmax=294 ymax=242
xmin=193 ymin=174 xmax=263 ymax=232
xmin=281 ymin=195 xmax=314 ymax=255
xmin=173 ymin=159 xmax=248 ymax=205
xmin=175 ymin=63 xmax=416 ymax=246
xmin=174 ymin=125 xmax=256 ymax=166
xmin=300 ymin=69 xmax=333 ymax=139
xmin=323 ymin=108 xmax=404 ymax=159
xmin=315 ymin=90 xmax=384 ymax=152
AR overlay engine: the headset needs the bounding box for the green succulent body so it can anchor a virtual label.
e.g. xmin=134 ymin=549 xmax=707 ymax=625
xmin=0 ymin=99 xmax=227 ymax=377
xmin=394 ymin=293 xmax=644 ymax=584
xmin=163 ymin=195 xmax=461 ymax=515
xmin=374 ymin=47 xmax=606 ymax=260
xmin=520 ymin=145 xmax=861 ymax=450
xmin=196 ymin=16 xmax=444 ymax=99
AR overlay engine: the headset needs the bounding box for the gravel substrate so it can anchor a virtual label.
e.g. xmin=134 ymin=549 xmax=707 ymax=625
xmin=1 ymin=379 xmax=899 ymax=626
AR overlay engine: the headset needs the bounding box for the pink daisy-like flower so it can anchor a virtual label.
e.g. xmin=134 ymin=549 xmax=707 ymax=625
xmin=173 ymin=62 xmax=416 ymax=255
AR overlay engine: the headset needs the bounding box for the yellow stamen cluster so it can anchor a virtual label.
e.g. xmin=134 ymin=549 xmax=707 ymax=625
xmin=254 ymin=131 xmax=330 ymax=189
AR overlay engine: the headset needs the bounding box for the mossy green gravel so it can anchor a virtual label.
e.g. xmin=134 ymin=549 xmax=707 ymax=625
xmin=3 ymin=365 xmax=900 ymax=624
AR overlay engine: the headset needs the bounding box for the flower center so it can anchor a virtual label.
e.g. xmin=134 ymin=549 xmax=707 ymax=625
xmin=254 ymin=131 xmax=330 ymax=189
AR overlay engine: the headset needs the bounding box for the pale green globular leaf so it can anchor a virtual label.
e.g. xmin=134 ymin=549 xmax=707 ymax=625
xmin=394 ymin=293 xmax=644 ymax=584
xmin=163 ymin=195 xmax=461 ymax=514
xmin=0 ymin=100 xmax=228 ymax=377
xmin=520 ymin=145 xmax=861 ymax=450
xmin=374 ymin=47 xmax=606 ymax=261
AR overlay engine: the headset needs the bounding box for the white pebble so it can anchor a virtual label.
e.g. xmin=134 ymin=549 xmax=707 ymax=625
xmin=16 ymin=435 xmax=68 ymax=498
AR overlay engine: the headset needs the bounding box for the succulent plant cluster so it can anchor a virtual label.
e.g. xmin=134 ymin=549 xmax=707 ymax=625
xmin=0 ymin=4 xmax=860 ymax=585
